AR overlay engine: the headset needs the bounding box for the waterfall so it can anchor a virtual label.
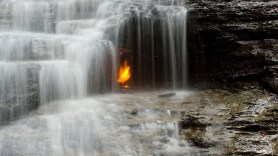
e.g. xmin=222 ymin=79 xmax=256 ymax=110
xmin=0 ymin=0 xmax=188 ymax=155
xmin=0 ymin=0 xmax=188 ymax=123
xmin=113 ymin=2 xmax=188 ymax=88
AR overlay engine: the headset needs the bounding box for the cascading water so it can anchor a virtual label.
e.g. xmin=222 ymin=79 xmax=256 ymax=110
xmin=114 ymin=2 xmax=188 ymax=88
xmin=0 ymin=0 xmax=189 ymax=155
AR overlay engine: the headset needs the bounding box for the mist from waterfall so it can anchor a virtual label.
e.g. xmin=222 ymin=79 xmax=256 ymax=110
xmin=0 ymin=0 xmax=188 ymax=155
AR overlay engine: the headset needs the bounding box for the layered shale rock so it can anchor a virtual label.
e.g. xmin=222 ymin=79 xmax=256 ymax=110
xmin=187 ymin=0 xmax=278 ymax=92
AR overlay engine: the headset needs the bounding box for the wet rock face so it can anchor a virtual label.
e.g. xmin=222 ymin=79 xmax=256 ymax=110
xmin=0 ymin=65 xmax=40 ymax=125
xmin=178 ymin=86 xmax=278 ymax=155
xmin=187 ymin=0 xmax=278 ymax=91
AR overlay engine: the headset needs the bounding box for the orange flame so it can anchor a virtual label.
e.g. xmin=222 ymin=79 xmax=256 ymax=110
xmin=118 ymin=60 xmax=131 ymax=83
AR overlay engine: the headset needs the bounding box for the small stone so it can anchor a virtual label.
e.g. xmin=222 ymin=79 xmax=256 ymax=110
xmin=158 ymin=92 xmax=176 ymax=98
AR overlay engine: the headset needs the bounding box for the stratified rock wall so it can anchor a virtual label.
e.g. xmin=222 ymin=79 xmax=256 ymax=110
xmin=187 ymin=0 xmax=278 ymax=91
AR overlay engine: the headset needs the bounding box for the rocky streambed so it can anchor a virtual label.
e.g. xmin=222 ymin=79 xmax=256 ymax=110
xmin=0 ymin=84 xmax=277 ymax=155
xmin=117 ymin=84 xmax=278 ymax=155
xmin=180 ymin=86 xmax=278 ymax=155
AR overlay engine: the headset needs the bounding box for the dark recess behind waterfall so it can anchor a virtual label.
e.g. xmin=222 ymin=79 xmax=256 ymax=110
xmin=111 ymin=10 xmax=223 ymax=89
xmin=111 ymin=7 xmax=251 ymax=89
xmin=112 ymin=13 xmax=189 ymax=89
xmin=109 ymin=2 xmax=268 ymax=90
